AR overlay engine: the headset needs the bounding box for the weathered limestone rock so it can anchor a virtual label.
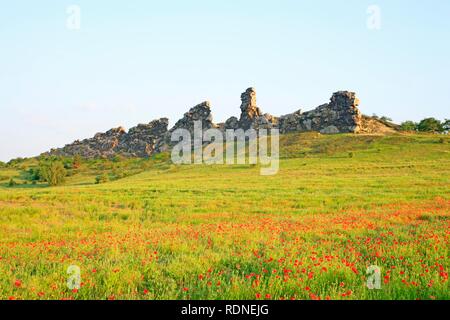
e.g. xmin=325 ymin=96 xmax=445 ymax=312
xmin=237 ymin=88 xmax=277 ymax=130
xmin=45 ymin=121 xmax=169 ymax=159
xmin=47 ymin=127 xmax=126 ymax=158
xmin=117 ymin=118 xmax=169 ymax=157
xmin=279 ymin=91 xmax=362 ymax=134
xmin=238 ymin=88 xmax=262 ymax=129
xmin=43 ymin=88 xmax=398 ymax=160
xmin=224 ymin=116 xmax=239 ymax=130
xmin=320 ymin=125 xmax=340 ymax=134
xmin=170 ymin=101 xmax=214 ymax=134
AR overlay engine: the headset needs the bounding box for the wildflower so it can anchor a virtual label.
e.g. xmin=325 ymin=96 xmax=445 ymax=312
xmin=143 ymin=289 xmax=149 ymax=294
xmin=14 ymin=280 xmax=22 ymax=288
xmin=265 ymin=294 xmax=271 ymax=299
xmin=255 ymin=293 xmax=261 ymax=299
xmin=309 ymin=293 xmax=320 ymax=300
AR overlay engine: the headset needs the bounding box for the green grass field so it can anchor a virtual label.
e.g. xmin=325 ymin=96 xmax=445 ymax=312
xmin=0 ymin=133 xmax=449 ymax=300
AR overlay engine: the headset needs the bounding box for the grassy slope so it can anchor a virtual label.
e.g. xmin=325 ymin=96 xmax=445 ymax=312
xmin=0 ymin=133 xmax=449 ymax=300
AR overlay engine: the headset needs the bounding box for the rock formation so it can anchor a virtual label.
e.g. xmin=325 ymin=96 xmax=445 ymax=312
xmin=116 ymin=118 xmax=169 ymax=157
xmin=170 ymin=101 xmax=214 ymax=134
xmin=43 ymin=88 xmax=397 ymax=159
xmin=46 ymin=127 xmax=126 ymax=159
xmin=225 ymin=87 xmax=277 ymax=130
xmin=279 ymin=91 xmax=362 ymax=134
xmin=45 ymin=120 xmax=168 ymax=159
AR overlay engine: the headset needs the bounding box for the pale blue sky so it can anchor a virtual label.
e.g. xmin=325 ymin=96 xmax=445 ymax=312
xmin=1 ymin=0 xmax=449 ymax=161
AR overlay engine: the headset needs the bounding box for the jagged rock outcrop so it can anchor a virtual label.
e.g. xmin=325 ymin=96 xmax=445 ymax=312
xmin=46 ymin=127 xmax=127 ymax=158
xmin=45 ymin=120 xmax=168 ymax=159
xmin=170 ymin=101 xmax=214 ymax=134
xmin=43 ymin=87 xmax=398 ymax=159
xmin=224 ymin=116 xmax=239 ymax=130
xmin=116 ymin=118 xmax=169 ymax=157
xmin=279 ymin=91 xmax=362 ymax=134
xmin=236 ymin=88 xmax=277 ymax=130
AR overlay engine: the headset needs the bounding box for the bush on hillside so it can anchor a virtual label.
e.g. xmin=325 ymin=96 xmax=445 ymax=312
xmin=39 ymin=160 xmax=67 ymax=186
xmin=8 ymin=178 xmax=17 ymax=187
xmin=417 ymin=118 xmax=443 ymax=133
xmin=95 ymin=174 xmax=109 ymax=184
xmin=27 ymin=167 xmax=42 ymax=181
xmin=379 ymin=116 xmax=393 ymax=122
xmin=443 ymin=119 xmax=450 ymax=132
xmin=400 ymin=121 xmax=418 ymax=131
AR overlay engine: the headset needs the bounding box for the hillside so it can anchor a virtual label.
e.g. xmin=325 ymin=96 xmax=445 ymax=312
xmin=0 ymin=133 xmax=449 ymax=300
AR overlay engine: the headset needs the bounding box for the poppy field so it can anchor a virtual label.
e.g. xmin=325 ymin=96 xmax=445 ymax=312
xmin=0 ymin=133 xmax=449 ymax=300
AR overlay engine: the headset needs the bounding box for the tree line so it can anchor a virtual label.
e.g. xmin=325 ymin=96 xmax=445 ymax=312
xmin=400 ymin=118 xmax=449 ymax=133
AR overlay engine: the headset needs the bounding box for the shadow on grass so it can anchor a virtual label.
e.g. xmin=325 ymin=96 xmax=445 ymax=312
xmin=2 ymin=183 xmax=49 ymax=189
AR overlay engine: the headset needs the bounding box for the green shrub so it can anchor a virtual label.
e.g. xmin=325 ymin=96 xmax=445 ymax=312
xmin=27 ymin=167 xmax=41 ymax=181
xmin=417 ymin=118 xmax=443 ymax=133
xmin=443 ymin=119 xmax=450 ymax=132
xmin=400 ymin=121 xmax=417 ymax=131
xmin=95 ymin=174 xmax=109 ymax=184
xmin=39 ymin=161 xmax=67 ymax=186
xmin=8 ymin=178 xmax=17 ymax=187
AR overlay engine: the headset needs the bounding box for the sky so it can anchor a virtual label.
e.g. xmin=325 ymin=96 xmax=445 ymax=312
xmin=0 ymin=0 xmax=449 ymax=161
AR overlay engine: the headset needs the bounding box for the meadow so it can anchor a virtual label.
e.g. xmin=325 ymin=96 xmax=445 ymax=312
xmin=0 ymin=133 xmax=449 ymax=300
